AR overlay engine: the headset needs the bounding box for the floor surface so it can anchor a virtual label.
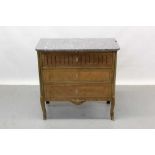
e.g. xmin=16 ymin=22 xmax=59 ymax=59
xmin=0 ymin=85 xmax=155 ymax=129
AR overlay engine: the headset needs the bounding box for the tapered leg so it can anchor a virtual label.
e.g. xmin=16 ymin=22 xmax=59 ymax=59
xmin=46 ymin=101 xmax=50 ymax=104
xmin=106 ymin=101 xmax=110 ymax=104
xmin=110 ymin=97 xmax=115 ymax=120
xmin=40 ymin=96 xmax=47 ymax=120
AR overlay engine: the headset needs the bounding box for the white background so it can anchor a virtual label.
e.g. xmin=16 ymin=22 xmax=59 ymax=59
xmin=0 ymin=26 xmax=155 ymax=85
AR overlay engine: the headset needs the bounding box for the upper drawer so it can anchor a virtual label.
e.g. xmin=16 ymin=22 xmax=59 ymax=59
xmin=41 ymin=52 xmax=113 ymax=68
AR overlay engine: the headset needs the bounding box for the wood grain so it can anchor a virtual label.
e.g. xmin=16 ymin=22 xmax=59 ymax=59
xmin=41 ymin=52 xmax=113 ymax=68
xmin=44 ymin=83 xmax=112 ymax=100
xmin=42 ymin=68 xmax=112 ymax=82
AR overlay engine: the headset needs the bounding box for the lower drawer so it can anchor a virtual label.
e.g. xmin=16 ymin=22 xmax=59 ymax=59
xmin=44 ymin=83 xmax=112 ymax=100
xmin=77 ymin=84 xmax=111 ymax=98
xmin=44 ymin=84 xmax=76 ymax=99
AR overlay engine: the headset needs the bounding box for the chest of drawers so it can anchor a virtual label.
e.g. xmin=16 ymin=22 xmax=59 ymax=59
xmin=36 ymin=38 xmax=120 ymax=120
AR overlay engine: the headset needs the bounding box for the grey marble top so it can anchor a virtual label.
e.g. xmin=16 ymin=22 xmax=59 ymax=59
xmin=36 ymin=38 xmax=120 ymax=52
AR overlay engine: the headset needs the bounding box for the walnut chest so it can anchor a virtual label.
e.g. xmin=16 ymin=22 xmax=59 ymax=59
xmin=36 ymin=38 xmax=120 ymax=120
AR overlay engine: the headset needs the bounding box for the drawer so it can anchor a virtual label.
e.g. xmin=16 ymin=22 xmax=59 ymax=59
xmin=77 ymin=83 xmax=112 ymax=98
xmin=42 ymin=68 xmax=112 ymax=82
xmin=78 ymin=69 xmax=112 ymax=82
xmin=41 ymin=52 xmax=113 ymax=68
xmin=44 ymin=83 xmax=112 ymax=100
xmin=78 ymin=52 xmax=113 ymax=67
xmin=42 ymin=69 xmax=78 ymax=82
xmin=44 ymin=84 xmax=77 ymax=100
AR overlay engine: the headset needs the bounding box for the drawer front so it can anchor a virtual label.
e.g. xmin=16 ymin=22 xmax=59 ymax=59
xmin=42 ymin=69 xmax=78 ymax=82
xmin=44 ymin=84 xmax=77 ymax=99
xmin=44 ymin=83 xmax=111 ymax=100
xmin=78 ymin=52 xmax=113 ymax=67
xmin=78 ymin=69 xmax=112 ymax=82
xmin=41 ymin=52 xmax=113 ymax=68
xmin=42 ymin=52 xmax=78 ymax=67
xmin=77 ymin=83 xmax=111 ymax=98
xmin=42 ymin=68 xmax=112 ymax=82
